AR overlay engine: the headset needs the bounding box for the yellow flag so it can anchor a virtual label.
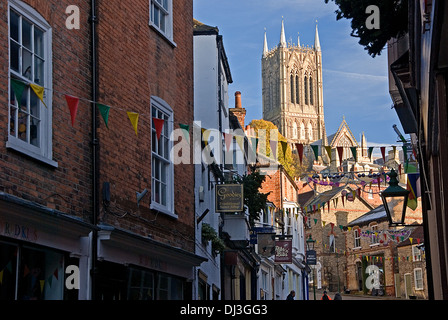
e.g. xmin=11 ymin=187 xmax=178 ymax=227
xmin=201 ymin=128 xmax=210 ymax=147
xmin=325 ymin=146 xmax=332 ymax=163
xmin=235 ymin=135 xmax=245 ymax=153
xmin=409 ymin=237 xmax=413 ymax=244
xmin=40 ymin=280 xmax=45 ymax=292
xmin=127 ymin=112 xmax=139 ymax=136
xmin=30 ymin=83 xmax=48 ymax=108
xmin=0 ymin=270 xmax=3 ymax=285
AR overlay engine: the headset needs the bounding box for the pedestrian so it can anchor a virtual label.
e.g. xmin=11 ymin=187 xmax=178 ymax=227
xmin=286 ymin=290 xmax=295 ymax=300
xmin=321 ymin=290 xmax=331 ymax=300
xmin=334 ymin=292 xmax=342 ymax=300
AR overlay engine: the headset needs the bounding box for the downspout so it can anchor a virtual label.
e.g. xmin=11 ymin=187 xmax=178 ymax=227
xmin=90 ymin=0 xmax=99 ymax=300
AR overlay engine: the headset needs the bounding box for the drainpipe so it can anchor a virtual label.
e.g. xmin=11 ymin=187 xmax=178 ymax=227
xmin=90 ymin=0 xmax=99 ymax=300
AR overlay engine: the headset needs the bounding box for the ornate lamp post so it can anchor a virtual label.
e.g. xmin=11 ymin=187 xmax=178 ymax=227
xmin=380 ymin=169 xmax=410 ymax=226
xmin=306 ymin=235 xmax=316 ymax=300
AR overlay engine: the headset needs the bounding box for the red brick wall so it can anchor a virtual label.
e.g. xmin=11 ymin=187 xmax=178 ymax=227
xmin=0 ymin=0 xmax=93 ymax=220
xmin=95 ymin=0 xmax=195 ymax=251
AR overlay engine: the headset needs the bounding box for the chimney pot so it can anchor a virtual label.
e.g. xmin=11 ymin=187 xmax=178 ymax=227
xmin=235 ymin=91 xmax=242 ymax=108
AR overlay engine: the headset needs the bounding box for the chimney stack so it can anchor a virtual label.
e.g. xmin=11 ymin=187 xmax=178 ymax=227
xmin=229 ymin=91 xmax=246 ymax=129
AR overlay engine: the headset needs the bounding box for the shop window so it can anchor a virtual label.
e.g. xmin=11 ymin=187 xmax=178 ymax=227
xmin=0 ymin=241 xmax=69 ymax=300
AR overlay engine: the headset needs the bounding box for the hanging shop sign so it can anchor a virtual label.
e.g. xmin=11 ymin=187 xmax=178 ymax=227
xmin=215 ymin=184 xmax=244 ymax=212
xmin=274 ymin=239 xmax=292 ymax=264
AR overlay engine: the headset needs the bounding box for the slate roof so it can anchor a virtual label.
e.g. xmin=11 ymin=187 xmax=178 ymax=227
xmin=346 ymin=205 xmax=388 ymax=227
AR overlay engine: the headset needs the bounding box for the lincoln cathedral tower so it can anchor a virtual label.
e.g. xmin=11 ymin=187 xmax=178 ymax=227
xmin=262 ymin=20 xmax=327 ymax=147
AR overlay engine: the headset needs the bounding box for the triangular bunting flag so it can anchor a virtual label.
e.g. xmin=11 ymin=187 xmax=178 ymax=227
xmin=311 ymin=145 xmax=319 ymax=161
xmin=223 ymin=132 xmax=233 ymax=151
xmin=201 ymin=128 xmax=210 ymax=147
xmin=324 ymin=146 xmax=332 ymax=163
xmin=30 ymin=83 xmax=48 ymax=108
xmin=337 ymin=146 xmax=344 ymax=164
xmin=235 ymin=135 xmax=245 ymax=153
xmin=179 ymin=123 xmax=190 ymax=142
xmin=10 ymin=78 xmax=27 ymax=109
xmin=350 ymin=146 xmax=357 ymax=162
xmin=97 ymin=104 xmax=111 ymax=129
xmin=270 ymin=139 xmax=277 ymax=159
xmin=368 ymin=147 xmax=374 ymax=159
xmin=152 ymin=117 xmax=164 ymax=140
xmin=65 ymin=95 xmax=79 ymax=127
xmin=127 ymin=112 xmax=139 ymax=136
xmin=280 ymin=141 xmax=288 ymax=159
xmin=295 ymin=143 xmax=304 ymax=165
xmin=380 ymin=147 xmax=386 ymax=163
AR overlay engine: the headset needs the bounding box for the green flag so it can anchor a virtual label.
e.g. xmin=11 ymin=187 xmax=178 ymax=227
xmin=311 ymin=145 xmax=319 ymax=161
xmin=280 ymin=140 xmax=288 ymax=159
xmin=350 ymin=146 xmax=357 ymax=162
xmin=179 ymin=123 xmax=190 ymax=142
xmin=368 ymin=147 xmax=374 ymax=159
xmin=97 ymin=104 xmax=110 ymax=129
xmin=10 ymin=78 xmax=27 ymax=110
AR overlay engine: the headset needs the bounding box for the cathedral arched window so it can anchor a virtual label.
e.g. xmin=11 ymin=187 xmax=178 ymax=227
xmin=304 ymin=76 xmax=309 ymax=105
xmin=295 ymin=75 xmax=300 ymax=103
xmin=309 ymin=77 xmax=314 ymax=105
xmin=300 ymin=123 xmax=305 ymax=140
xmin=290 ymin=74 xmax=295 ymax=103
xmin=292 ymin=122 xmax=298 ymax=139
xmin=308 ymin=122 xmax=313 ymax=140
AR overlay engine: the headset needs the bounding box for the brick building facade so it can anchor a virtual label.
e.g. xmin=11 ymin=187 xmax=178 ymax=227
xmin=0 ymin=0 xmax=204 ymax=300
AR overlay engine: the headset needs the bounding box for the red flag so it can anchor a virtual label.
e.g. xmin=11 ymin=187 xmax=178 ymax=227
xmin=380 ymin=147 xmax=386 ymax=163
xmin=295 ymin=143 xmax=304 ymax=165
xmin=153 ymin=117 xmax=164 ymax=140
xmin=337 ymin=146 xmax=344 ymax=164
xmin=223 ymin=132 xmax=233 ymax=151
xmin=65 ymin=95 xmax=79 ymax=127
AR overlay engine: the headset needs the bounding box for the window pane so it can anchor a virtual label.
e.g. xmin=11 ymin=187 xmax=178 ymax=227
xmin=30 ymin=116 xmax=40 ymax=147
xmin=22 ymin=18 xmax=32 ymax=50
xmin=10 ymin=41 xmax=20 ymax=73
xmin=0 ymin=242 xmax=18 ymax=300
xmin=161 ymin=182 xmax=166 ymax=205
xmin=22 ymin=49 xmax=32 ymax=80
xmin=160 ymin=14 xmax=166 ymax=32
xmin=10 ymin=105 xmax=17 ymax=137
xmin=34 ymin=56 xmax=44 ymax=85
xmin=18 ymin=111 xmax=28 ymax=142
xmin=34 ymin=27 xmax=44 ymax=57
xmin=153 ymin=7 xmax=160 ymax=28
xmin=10 ymin=10 xmax=19 ymax=41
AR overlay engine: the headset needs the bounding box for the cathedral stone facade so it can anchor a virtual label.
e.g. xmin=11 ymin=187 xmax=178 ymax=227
xmin=262 ymin=20 xmax=327 ymax=147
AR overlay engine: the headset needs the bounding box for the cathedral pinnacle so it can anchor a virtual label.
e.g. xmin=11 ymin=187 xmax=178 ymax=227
xmin=314 ymin=21 xmax=321 ymax=51
xmin=263 ymin=28 xmax=268 ymax=57
xmin=280 ymin=17 xmax=286 ymax=47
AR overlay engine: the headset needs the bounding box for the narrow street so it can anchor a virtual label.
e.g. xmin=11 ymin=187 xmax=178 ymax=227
xmin=308 ymin=289 xmax=402 ymax=301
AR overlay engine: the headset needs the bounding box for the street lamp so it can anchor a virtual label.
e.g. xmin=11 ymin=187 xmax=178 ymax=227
xmin=306 ymin=234 xmax=315 ymax=251
xmin=380 ymin=169 xmax=410 ymax=226
xmin=306 ymin=235 xmax=316 ymax=300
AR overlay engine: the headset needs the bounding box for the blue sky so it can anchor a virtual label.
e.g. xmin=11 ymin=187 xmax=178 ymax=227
xmin=193 ymin=0 xmax=406 ymax=149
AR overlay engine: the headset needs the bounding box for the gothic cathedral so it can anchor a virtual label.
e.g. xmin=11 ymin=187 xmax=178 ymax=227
xmin=262 ymin=20 xmax=327 ymax=147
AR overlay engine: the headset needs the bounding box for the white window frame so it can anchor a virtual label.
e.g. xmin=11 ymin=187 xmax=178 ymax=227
xmin=370 ymin=223 xmax=379 ymax=246
xmin=149 ymin=0 xmax=176 ymax=47
xmin=354 ymin=228 xmax=361 ymax=248
xmin=412 ymin=245 xmax=422 ymax=261
xmin=414 ymin=268 xmax=424 ymax=290
xmin=150 ymin=96 xmax=175 ymax=218
xmin=7 ymin=0 xmax=55 ymax=167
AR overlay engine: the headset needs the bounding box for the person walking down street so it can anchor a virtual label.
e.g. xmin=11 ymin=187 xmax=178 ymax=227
xmin=333 ymin=292 xmax=342 ymax=300
xmin=321 ymin=290 xmax=332 ymax=300
xmin=286 ymin=290 xmax=295 ymax=300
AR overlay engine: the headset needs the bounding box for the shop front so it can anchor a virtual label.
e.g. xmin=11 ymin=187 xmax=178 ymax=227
xmin=95 ymin=224 xmax=206 ymax=300
xmin=0 ymin=192 xmax=94 ymax=300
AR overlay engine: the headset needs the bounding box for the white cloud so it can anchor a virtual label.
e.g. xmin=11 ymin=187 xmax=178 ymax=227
xmin=323 ymin=69 xmax=388 ymax=81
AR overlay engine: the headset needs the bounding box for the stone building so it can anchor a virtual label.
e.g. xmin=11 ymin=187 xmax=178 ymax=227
xmin=261 ymin=19 xmax=326 ymax=147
